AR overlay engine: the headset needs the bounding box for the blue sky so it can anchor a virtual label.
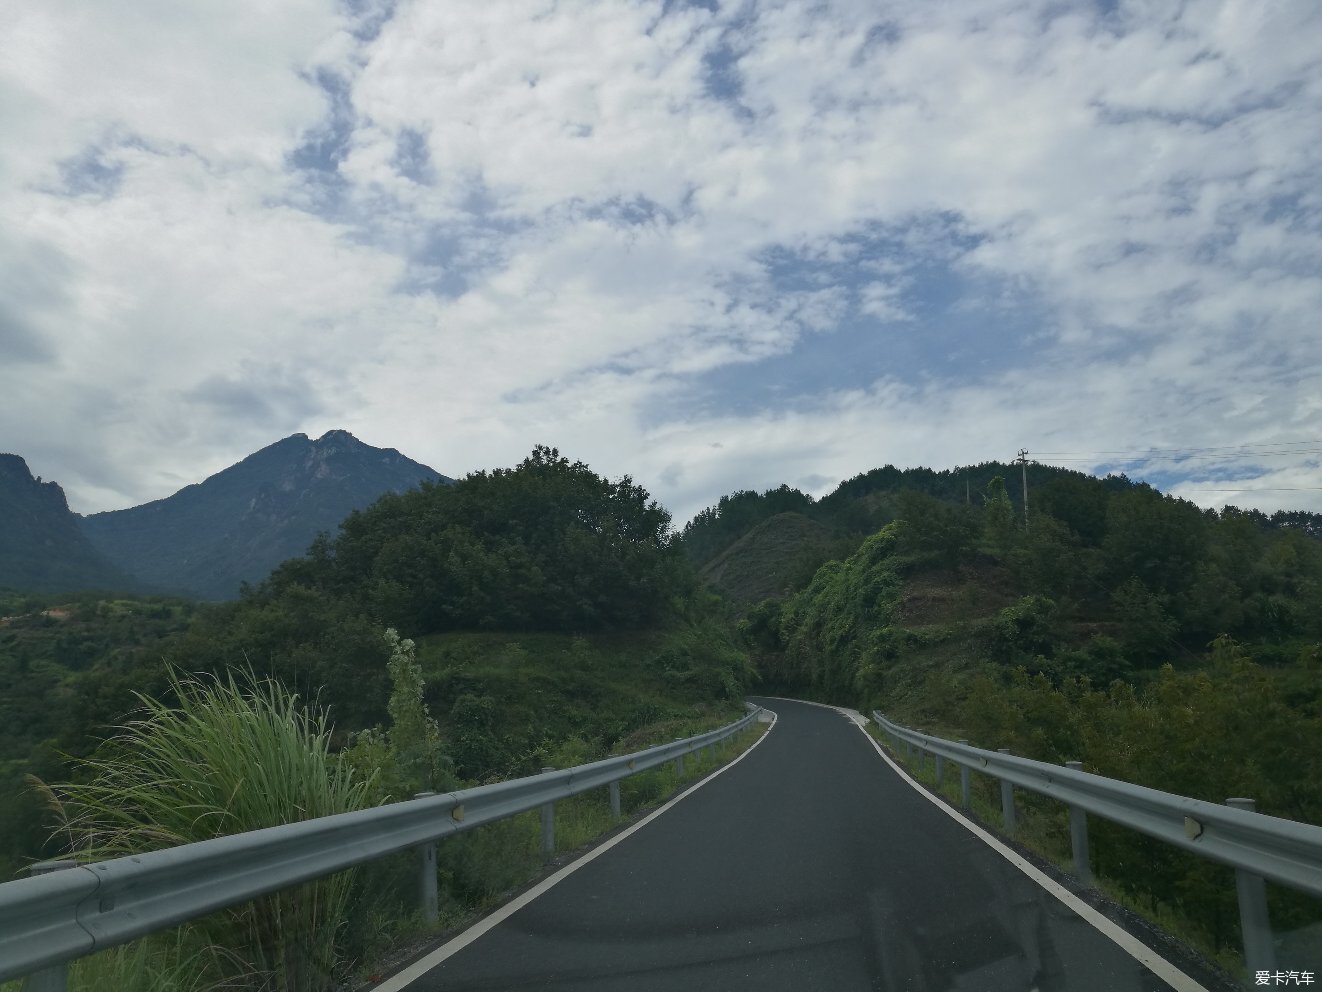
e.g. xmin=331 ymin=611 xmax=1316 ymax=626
xmin=1 ymin=0 xmax=1319 ymax=525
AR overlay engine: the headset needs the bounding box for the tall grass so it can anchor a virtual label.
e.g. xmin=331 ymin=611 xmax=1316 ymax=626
xmin=33 ymin=669 xmax=374 ymax=992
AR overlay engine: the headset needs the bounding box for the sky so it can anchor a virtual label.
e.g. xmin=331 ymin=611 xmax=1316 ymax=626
xmin=3 ymin=0 xmax=1321 ymax=526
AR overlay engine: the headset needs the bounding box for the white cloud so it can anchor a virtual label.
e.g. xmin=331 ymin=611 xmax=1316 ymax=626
xmin=1 ymin=0 xmax=1319 ymax=525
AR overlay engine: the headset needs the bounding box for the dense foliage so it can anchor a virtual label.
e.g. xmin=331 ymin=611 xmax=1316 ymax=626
xmin=719 ymin=471 xmax=1322 ymax=700
xmin=720 ymin=469 xmax=1322 ymax=968
xmin=264 ymin=445 xmax=684 ymax=633
xmin=0 ymin=593 xmax=199 ymax=882
xmin=146 ymin=446 xmax=697 ymax=739
xmin=0 ymin=447 xmax=744 ymax=887
xmin=682 ymin=459 xmax=1321 ymax=577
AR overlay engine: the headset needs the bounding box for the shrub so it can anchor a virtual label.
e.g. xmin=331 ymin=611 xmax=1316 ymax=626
xmin=34 ymin=670 xmax=373 ymax=991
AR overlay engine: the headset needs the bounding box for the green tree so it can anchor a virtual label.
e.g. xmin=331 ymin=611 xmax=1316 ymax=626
xmin=268 ymin=446 xmax=686 ymax=635
xmin=895 ymin=490 xmax=980 ymax=571
xmin=1103 ymin=488 xmax=1207 ymax=596
xmin=982 ymin=475 xmax=1016 ymax=556
xmin=1111 ymin=577 xmax=1178 ymax=663
xmin=1034 ymin=475 xmax=1110 ymax=546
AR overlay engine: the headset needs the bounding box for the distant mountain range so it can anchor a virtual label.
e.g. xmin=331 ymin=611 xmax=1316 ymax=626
xmin=1 ymin=431 xmax=450 ymax=600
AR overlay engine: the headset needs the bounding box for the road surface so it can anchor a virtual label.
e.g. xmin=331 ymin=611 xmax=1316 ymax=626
xmin=388 ymin=697 xmax=1204 ymax=991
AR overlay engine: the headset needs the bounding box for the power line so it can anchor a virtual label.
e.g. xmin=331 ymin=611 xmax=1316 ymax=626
xmin=1034 ymin=439 xmax=1322 ymax=457
xmin=1039 ymin=452 xmax=1322 ymax=462
xmin=1181 ymin=487 xmax=1322 ymax=493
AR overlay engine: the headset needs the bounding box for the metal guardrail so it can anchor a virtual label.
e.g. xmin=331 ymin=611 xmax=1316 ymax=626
xmin=872 ymin=710 xmax=1322 ymax=977
xmin=0 ymin=706 xmax=762 ymax=985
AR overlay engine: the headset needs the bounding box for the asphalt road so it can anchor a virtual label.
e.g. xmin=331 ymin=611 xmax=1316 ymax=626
xmin=395 ymin=698 xmax=1196 ymax=991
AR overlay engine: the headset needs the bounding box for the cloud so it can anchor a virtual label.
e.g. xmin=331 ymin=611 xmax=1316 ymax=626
xmin=0 ymin=304 xmax=57 ymax=365
xmin=0 ymin=0 xmax=1319 ymax=524
xmin=188 ymin=365 xmax=329 ymax=427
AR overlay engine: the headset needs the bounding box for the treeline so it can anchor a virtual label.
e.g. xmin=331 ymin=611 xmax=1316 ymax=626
xmin=681 ymin=462 xmax=1100 ymax=566
xmin=269 ymin=444 xmax=683 ymax=633
xmin=692 ymin=469 xmax=1322 ymax=681
xmin=684 ymin=461 xmax=1321 ymax=584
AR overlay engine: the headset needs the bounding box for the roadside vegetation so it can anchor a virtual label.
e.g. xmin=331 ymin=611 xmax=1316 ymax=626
xmin=6 ymin=451 xmax=1321 ymax=986
xmin=0 ymin=447 xmax=757 ymax=990
xmin=691 ymin=465 xmax=1322 ymax=977
xmin=2 ymin=631 xmax=762 ymax=992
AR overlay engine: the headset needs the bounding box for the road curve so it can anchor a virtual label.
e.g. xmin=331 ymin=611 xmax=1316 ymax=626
xmin=390 ymin=697 xmax=1196 ymax=991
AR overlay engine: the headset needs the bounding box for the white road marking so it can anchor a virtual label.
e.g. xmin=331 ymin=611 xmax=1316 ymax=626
xmin=854 ymin=718 xmax=1211 ymax=992
xmin=375 ymin=712 xmax=779 ymax=991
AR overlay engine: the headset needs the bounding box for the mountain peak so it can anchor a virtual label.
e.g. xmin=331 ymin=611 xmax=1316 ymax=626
xmin=0 ymin=454 xmax=131 ymax=593
xmin=0 ymin=453 xmax=69 ymax=511
xmin=78 ymin=433 xmax=450 ymax=600
xmin=0 ymin=452 xmax=34 ymax=480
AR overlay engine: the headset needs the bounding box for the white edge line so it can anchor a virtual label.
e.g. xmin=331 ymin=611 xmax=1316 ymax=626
xmin=376 ymin=710 xmax=779 ymax=991
xmin=757 ymin=695 xmax=870 ymax=727
xmin=854 ymin=719 xmax=1211 ymax=992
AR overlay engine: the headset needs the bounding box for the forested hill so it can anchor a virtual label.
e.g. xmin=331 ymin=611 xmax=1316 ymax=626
xmin=77 ymin=430 xmax=450 ymax=600
xmin=684 ymin=465 xmax=1322 ymax=964
xmin=682 ymin=461 xmax=1322 ymax=615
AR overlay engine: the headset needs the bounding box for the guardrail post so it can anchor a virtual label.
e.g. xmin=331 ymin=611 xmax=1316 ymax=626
xmin=673 ymin=740 xmax=685 ymax=778
xmin=21 ymin=861 xmax=78 ymax=992
xmin=935 ymin=754 xmax=945 ymax=789
xmin=609 ymin=780 xmax=621 ymax=818
xmin=413 ymin=793 xmax=439 ymax=924
xmin=962 ymin=740 xmax=972 ymax=809
xmin=957 ymin=742 xmax=970 ymax=809
xmin=998 ymin=749 xmax=1016 ymax=833
xmin=541 ymin=768 xmax=556 ymax=857
xmin=1227 ymin=798 xmax=1275 ymax=975
xmin=1064 ymin=763 xmax=1092 ymax=887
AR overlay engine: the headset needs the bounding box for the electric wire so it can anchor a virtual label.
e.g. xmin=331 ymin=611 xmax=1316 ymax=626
xmin=1033 ymin=439 xmax=1322 ymax=458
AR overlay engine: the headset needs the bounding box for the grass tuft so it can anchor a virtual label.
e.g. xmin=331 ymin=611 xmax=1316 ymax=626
xmin=31 ymin=668 xmax=374 ymax=992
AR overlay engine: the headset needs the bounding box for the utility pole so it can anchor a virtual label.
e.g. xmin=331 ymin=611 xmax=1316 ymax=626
xmin=1015 ymin=449 xmax=1030 ymax=531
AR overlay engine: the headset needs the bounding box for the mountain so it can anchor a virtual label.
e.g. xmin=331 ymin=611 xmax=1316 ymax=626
xmin=78 ymin=430 xmax=451 ymax=600
xmin=0 ymin=454 xmax=137 ymax=594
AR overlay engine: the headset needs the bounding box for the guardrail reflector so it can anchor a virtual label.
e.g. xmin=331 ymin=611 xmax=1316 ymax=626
xmin=451 ymin=806 xmax=465 ymax=823
xmin=1184 ymin=817 xmax=1202 ymax=840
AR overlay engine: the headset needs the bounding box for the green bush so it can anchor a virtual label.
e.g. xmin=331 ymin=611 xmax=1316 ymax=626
xmin=34 ymin=669 xmax=373 ymax=992
xmin=985 ymin=595 xmax=1059 ymax=662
